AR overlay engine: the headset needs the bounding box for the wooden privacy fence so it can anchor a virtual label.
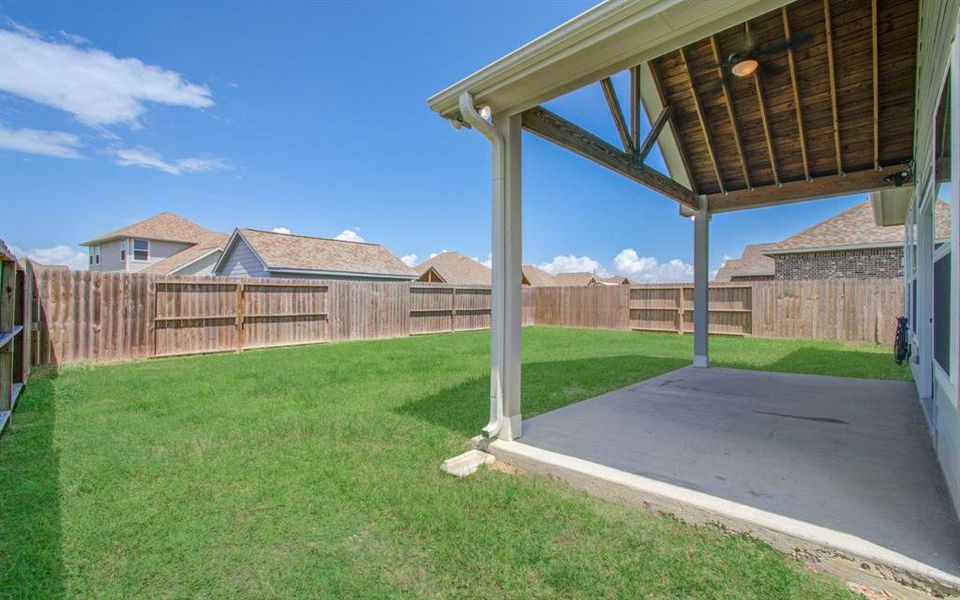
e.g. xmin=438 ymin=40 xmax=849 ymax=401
xmin=28 ymin=265 xmax=904 ymax=367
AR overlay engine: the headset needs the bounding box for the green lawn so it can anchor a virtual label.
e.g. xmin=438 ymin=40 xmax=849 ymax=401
xmin=1 ymin=327 xmax=907 ymax=599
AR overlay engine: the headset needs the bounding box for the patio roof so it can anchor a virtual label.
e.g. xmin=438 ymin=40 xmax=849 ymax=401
xmin=429 ymin=0 xmax=920 ymax=213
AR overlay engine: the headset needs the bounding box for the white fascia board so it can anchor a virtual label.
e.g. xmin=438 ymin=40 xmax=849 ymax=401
xmin=267 ymin=268 xmax=416 ymax=280
xmin=428 ymin=0 xmax=791 ymax=121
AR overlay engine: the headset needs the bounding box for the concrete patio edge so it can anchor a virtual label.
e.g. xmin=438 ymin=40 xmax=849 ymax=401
xmin=475 ymin=437 xmax=960 ymax=598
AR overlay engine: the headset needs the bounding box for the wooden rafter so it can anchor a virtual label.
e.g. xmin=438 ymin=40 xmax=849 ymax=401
xmin=678 ymin=46 xmax=725 ymax=193
xmin=871 ymin=0 xmax=880 ymax=169
xmin=709 ymin=35 xmax=751 ymax=189
xmin=782 ymin=6 xmax=810 ymax=181
xmin=600 ymin=78 xmax=633 ymax=154
xmin=629 ymin=66 xmax=641 ymax=160
xmin=649 ymin=60 xmax=696 ymax=187
xmin=746 ymin=23 xmax=779 ymax=186
xmin=823 ymin=0 xmax=843 ymax=175
xmin=637 ymin=104 xmax=672 ymax=163
xmin=521 ymin=106 xmax=698 ymax=210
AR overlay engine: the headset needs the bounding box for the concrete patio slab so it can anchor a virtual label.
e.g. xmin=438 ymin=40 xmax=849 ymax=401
xmin=493 ymin=367 xmax=960 ymax=595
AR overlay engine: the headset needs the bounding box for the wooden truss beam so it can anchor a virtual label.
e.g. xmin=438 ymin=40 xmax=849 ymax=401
xmin=823 ymin=0 xmax=843 ymax=175
xmin=521 ymin=106 xmax=698 ymax=210
xmin=649 ymin=60 xmax=697 ymax=188
xmin=746 ymin=22 xmax=779 ymax=186
xmin=629 ymin=66 xmax=641 ymax=159
xmin=871 ymin=0 xmax=880 ymax=169
xmin=600 ymin=78 xmax=633 ymax=155
xmin=636 ymin=104 xmax=672 ymax=164
xmin=707 ymin=165 xmax=902 ymax=213
xmin=782 ymin=6 xmax=810 ymax=181
xmin=678 ymin=47 xmax=725 ymax=194
xmin=709 ymin=35 xmax=751 ymax=189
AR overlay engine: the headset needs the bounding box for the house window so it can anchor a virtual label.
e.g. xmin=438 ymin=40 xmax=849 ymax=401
xmin=933 ymin=69 xmax=953 ymax=374
xmin=121 ymin=249 xmax=126 ymax=261
xmin=132 ymin=239 xmax=149 ymax=261
xmin=93 ymin=245 xmax=101 ymax=266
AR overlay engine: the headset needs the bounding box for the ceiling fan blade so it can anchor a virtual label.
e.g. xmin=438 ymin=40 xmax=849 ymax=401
xmin=757 ymin=31 xmax=813 ymax=57
xmin=759 ymin=62 xmax=783 ymax=78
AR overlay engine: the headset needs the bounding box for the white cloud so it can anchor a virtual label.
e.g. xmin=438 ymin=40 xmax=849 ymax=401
xmin=334 ymin=229 xmax=365 ymax=242
xmin=538 ymin=255 xmax=609 ymax=277
xmin=0 ymin=24 xmax=213 ymax=127
xmin=428 ymin=249 xmax=449 ymax=259
xmin=0 ymin=125 xmax=82 ymax=158
xmin=11 ymin=244 xmax=88 ymax=270
xmin=271 ymin=227 xmax=291 ymax=235
xmin=613 ymin=249 xmax=693 ymax=283
xmin=400 ymin=253 xmax=418 ymax=267
xmin=472 ymin=252 xmax=492 ymax=268
xmin=112 ymin=146 xmax=230 ymax=175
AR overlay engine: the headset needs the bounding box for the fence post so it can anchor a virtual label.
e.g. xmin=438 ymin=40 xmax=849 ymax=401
xmin=450 ymin=286 xmax=457 ymax=333
xmin=235 ymin=281 xmax=245 ymax=352
xmin=676 ymin=286 xmax=684 ymax=334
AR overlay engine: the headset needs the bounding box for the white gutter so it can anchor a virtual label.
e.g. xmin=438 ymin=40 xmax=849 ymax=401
xmin=458 ymin=91 xmax=505 ymax=440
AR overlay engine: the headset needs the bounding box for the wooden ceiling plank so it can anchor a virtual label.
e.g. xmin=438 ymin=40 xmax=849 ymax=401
xmin=521 ymin=106 xmax=698 ymax=210
xmin=678 ymin=46 xmax=726 ymax=194
xmin=823 ymin=0 xmax=843 ymax=175
xmin=600 ymin=77 xmax=634 ymax=155
xmin=709 ymin=35 xmax=752 ymax=189
xmin=629 ymin=66 xmax=641 ymax=160
xmin=637 ymin=104 xmax=672 ymax=163
xmin=871 ymin=0 xmax=879 ymax=169
xmin=782 ymin=6 xmax=811 ymax=182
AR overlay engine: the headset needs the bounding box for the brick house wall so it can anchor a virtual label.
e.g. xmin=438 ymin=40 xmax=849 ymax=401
xmin=729 ymin=275 xmax=776 ymax=282
xmin=774 ymin=246 xmax=903 ymax=280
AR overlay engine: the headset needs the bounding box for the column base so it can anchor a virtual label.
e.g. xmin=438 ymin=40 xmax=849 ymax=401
xmin=500 ymin=413 xmax=523 ymax=441
xmin=693 ymin=355 xmax=710 ymax=368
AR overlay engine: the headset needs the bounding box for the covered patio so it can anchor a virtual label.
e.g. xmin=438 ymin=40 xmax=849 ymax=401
xmin=429 ymin=0 xmax=960 ymax=595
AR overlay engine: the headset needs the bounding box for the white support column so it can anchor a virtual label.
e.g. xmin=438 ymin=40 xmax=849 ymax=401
xmin=950 ymin=37 xmax=960 ymax=395
xmin=693 ymin=196 xmax=710 ymax=368
xmin=489 ymin=112 xmax=523 ymax=440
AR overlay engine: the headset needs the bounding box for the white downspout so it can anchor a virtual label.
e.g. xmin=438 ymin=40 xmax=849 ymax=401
xmin=458 ymin=91 xmax=505 ymax=439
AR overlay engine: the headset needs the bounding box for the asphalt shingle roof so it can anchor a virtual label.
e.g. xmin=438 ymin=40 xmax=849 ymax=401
xmin=414 ymin=252 xmax=491 ymax=285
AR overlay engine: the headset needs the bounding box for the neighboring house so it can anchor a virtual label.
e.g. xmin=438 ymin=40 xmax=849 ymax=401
xmin=765 ymin=199 xmax=951 ymax=280
xmin=553 ymin=272 xmax=600 ymax=286
xmin=598 ymin=275 xmax=632 ymax=285
xmin=214 ymin=228 xmax=416 ymax=281
xmin=81 ymin=212 xmax=228 ymax=276
xmin=414 ymin=252 xmax=491 ymax=285
xmin=713 ymin=243 xmax=776 ymax=282
xmin=521 ymin=265 xmax=557 ymax=287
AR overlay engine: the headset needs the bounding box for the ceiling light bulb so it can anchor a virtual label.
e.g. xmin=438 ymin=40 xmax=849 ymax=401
xmin=731 ymin=58 xmax=759 ymax=78
xmin=479 ymin=105 xmax=492 ymax=120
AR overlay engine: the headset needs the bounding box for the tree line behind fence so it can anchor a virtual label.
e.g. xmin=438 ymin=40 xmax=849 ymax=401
xmin=28 ymin=264 xmax=904 ymax=367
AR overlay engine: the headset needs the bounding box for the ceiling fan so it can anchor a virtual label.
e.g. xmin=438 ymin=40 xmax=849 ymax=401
xmin=693 ymin=27 xmax=813 ymax=91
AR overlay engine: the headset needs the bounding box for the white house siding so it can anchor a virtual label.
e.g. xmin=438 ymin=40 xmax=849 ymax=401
xmin=910 ymin=0 xmax=960 ymax=520
xmin=215 ymin=237 xmax=268 ymax=278
xmin=174 ymin=251 xmax=222 ymax=276
xmin=91 ymin=239 xmax=127 ymax=272
xmin=127 ymin=239 xmax=193 ymax=273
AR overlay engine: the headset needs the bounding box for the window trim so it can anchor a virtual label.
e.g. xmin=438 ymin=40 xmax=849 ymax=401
xmin=131 ymin=239 xmax=150 ymax=262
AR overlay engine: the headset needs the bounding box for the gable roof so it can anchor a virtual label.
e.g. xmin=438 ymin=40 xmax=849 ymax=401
xmin=713 ymin=243 xmax=776 ymax=281
xmin=599 ymin=275 xmax=632 ymax=285
xmin=768 ymin=200 xmax=952 ymax=254
xmin=553 ymin=272 xmax=599 ymax=286
xmin=223 ymin=228 xmax=416 ymax=279
xmin=142 ymin=231 xmax=230 ymax=275
xmin=414 ymin=252 xmax=491 ymax=285
xmin=83 ymin=212 xmax=213 ymax=246
xmin=522 ymin=265 xmax=557 ymax=287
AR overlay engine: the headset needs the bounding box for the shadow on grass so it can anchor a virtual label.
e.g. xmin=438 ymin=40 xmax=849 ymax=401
xmin=720 ymin=347 xmax=911 ymax=381
xmin=397 ymin=354 xmax=687 ymax=437
xmin=0 ymin=376 xmax=64 ymax=599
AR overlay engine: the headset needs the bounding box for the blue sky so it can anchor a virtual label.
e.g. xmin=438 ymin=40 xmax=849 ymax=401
xmin=0 ymin=0 xmax=866 ymax=279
